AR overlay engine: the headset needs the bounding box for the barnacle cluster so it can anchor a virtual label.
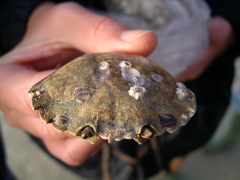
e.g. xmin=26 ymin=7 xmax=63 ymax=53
xmin=119 ymin=61 xmax=152 ymax=100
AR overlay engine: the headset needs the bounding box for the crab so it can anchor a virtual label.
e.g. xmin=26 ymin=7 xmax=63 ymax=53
xmin=28 ymin=53 xmax=196 ymax=144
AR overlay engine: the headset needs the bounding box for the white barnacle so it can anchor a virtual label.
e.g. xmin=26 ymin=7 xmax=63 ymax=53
xmin=180 ymin=114 xmax=190 ymax=125
xmin=95 ymin=62 xmax=111 ymax=80
xmin=100 ymin=70 xmax=111 ymax=80
xmin=121 ymin=67 xmax=140 ymax=82
xmin=187 ymin=107 xmax=196 ymax=118
xmin=99 ymin=61 xmax=110 ymax=70
xmin=128 ymin=86 xmax=146 ymax=100
xmin=176 ymin=82 xmax=188 ymax=100
xmin=35 ymin=91 xmax=40 ymax=95
xmin=176 ymin=82 xmax=186 ymax=89
xmin=188 ymin=112 xmax=195 ymax=118
xmin=176 ymin=88 xmax=186 ymax=100
xmin=181 ymin=114 xmax=188 ymax=120
xmin=119 ymin=61 xmax=132 ymax=68
xmin=152 ymin=73 xmax=164 ymax=83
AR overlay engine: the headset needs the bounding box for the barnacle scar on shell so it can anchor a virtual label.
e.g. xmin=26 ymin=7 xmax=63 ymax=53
xmin=28 ymin=52 xmax=197 ymax=144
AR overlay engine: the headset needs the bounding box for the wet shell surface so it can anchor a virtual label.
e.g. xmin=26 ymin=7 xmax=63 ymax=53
xmin=28 ymin=53 xmax=196 ymax=144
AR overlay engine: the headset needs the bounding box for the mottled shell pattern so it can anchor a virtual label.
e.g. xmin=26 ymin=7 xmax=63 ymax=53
xmin=28 ymin=53 xmax=196 ymax=144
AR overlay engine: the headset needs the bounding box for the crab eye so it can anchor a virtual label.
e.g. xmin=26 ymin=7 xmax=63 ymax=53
xmin=76 ymin=126 xmax=99 ymax=144
xmin=79 ymin=126 xmax=95 ymax=139
xmin=140 ymin=126 xmax=153 ymax=139
xmin=159 ymin=114 xmax=177 ymax=128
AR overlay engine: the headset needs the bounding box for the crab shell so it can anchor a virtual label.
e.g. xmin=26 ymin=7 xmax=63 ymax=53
xmin=28 ymin=53 xmax=196 ymax=144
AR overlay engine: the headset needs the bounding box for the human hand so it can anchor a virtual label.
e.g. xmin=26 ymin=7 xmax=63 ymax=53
xmin=177 ymin=17 xmax=237 ymax=82
xmin=0 ymin=2 xmax=157 ymax=165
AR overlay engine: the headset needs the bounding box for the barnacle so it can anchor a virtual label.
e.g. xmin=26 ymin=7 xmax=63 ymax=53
xmin=152 ymin=73 xmax=164 ymax=83
xmin=128 ymin=86 xmax=147 ymax=100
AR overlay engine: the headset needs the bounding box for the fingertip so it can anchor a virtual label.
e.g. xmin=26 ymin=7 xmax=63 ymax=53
xmin=0 ymin=63 xmax=55 ymax=117
xmin=117 ymin=30 xmax=158 ymax=56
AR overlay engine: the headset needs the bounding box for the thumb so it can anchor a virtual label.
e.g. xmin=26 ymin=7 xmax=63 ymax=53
xmin=51 ymin=3 xmax=158 ymax=56
xmin=0 ymin=63 xmax=54 ymax=116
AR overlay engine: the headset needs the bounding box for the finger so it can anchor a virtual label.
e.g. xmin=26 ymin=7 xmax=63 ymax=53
xmin=44 ymin=137 xmax=104 ymax=166
xmin=61 ymin=4 xmax=158 ymax=56
xmin=4 ymin=102 xmax=103 ymax=164
xmin=0 ymin=42 xmax=82 ymax=70
xmin=3 ymin=108 xmax=74 ymax=140
xmin=0 ymin=2 xmax=157 ymax=66
xmin=0 ymin=63 xmax=54 ymax=116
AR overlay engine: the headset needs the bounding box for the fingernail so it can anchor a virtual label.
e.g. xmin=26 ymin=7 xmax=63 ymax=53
xmin=120 ymin=30 xmax=153 ymax=42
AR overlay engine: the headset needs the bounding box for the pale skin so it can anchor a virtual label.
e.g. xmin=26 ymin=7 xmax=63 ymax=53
xmin=0 ymin=2 xmax=237 ymax=166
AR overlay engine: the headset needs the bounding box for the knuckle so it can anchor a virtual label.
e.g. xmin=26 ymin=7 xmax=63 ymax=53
xmin=89 ymin=16 xmax=118 ymax=39
xmin=49 ymin=2 xmax=80 ymax=27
